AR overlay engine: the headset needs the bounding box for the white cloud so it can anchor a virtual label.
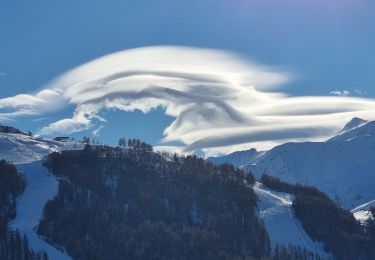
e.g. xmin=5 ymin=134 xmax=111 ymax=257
xmin=2 ymin=46 xmax=375 ymax=155
xmin=38 ymin=103 xmax=106 ymax=136
xmin=329 ymin=89 xmax=366 ymax=97
xmin=353 ymin=88 xmax=365 ymax=96
xmin=0 ymin=88 xmax=66 ymax=117
xmin=330 ymin=90 xmax=351 ymax=96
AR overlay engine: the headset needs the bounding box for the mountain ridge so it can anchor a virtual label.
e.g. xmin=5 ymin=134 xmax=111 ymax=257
xmin=209 ymin=117 xmax=375 ymax=209
xmin=0 ymin=130 xmax=84 ymax=164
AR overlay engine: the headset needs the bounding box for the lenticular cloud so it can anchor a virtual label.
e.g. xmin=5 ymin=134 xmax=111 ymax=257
xmin=1 ymin=46 xmax=375 ymax=156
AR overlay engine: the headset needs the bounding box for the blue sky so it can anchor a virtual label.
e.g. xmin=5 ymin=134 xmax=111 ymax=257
xmin=1 ymin=0 xmax=375 ymax=155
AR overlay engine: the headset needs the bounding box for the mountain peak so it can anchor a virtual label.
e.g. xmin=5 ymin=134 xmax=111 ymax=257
xmin=206 ymin=148 xmax=260 ymax=168
xmin=339 ymin=117 xmax=368 ymax=135
xmin=0 ymin=125 xmax=26 ymax=135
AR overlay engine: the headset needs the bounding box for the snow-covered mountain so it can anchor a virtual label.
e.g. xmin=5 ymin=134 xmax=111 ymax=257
xmin=0 ymin=125 xmax=27 ymax=135
xmin=207 ymin=148 xmax=263 ymax=167
xmin=2 ymin=122 xmax=373 ymax=258
xmin=210 ymin=118 xmax=375 ymax=209
xmin=0 ymin=127 xmax=84 ymax=164
xmin=0 ymin=132 xmax=59 ymax=164
xmin=351 ymin=200 xmax=375 ymax=224
xmin=336 ymin=117 xmax=368 ymax=136
xmin=0 ymin=126 xmax=76 ymax=259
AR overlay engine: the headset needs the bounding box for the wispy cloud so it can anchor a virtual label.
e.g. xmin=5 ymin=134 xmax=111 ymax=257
xmin=0 ymin=88 xmax=66 ymax=117
xmin=329 ymin=88 xmax=366 ymax=97
xmin=353 ymin=88 xmax=365 ymax=96
xmin=1 ymin=46 xmax=375 ymax=156
xmin=330 ymin=90 xmax=351 ymax=96
xmin=32 ymin=117 xmax=48 ymax=123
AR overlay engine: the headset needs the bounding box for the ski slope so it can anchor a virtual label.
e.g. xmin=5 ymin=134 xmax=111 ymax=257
xmin=11 ymin=161 xmax=71 ymax=260
xmin=254 ymin=182 xmax=328 ymax=257
xmin=0 ymin=132 xmax=60 ymax=164
xmin=0 ymin=132 xmax=84 ymax=164
xmin=0 ymin=130 xmax=83 ymax=258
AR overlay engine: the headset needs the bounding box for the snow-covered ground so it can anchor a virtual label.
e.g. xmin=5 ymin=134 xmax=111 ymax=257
xmin=210 ymin=118 xmax=375 ymax=209
xmin=351 ymin=200 xmax=375 ymax=224
xmin=0 ymin=132 xmax=84 ymax=164
xmin=10 ymin=161 xmax=71 ymax=260
xmin=0 ymin=130 xmax=86 ymax=259
xmin=0 ymin=132 xmax=85 ymax=164
xmin=247 ymin=120 xmax=375 ymax=209
xmin=254 ymin=182 xmax=328 ymax=257
xmin=206 ymin=148 xmax=264 ymax=168
xmin=0 ymin=133 xmax=59 ymax=164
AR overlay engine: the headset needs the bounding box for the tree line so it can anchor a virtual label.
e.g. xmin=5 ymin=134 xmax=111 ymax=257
xmin=260 ymin=174 xmax=375 ymax=260
xmin=40 ymin=143 xmax=270 ymax=259
xmin=38 ymin=141 xmax=326 ymax=260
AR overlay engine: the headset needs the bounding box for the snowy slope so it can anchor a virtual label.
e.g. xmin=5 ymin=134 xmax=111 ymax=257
xmin=208 ymin=118 xmax=375 ymax=209
xmin=206 ymin=148 xmax=263 ymax=168
xmin=0 ymin=129 xmax=79 ymax=259
xmin=0 ymin=125 xmax=27 ymax=135
xmin=11 ymin=161 xmax=71 ymax=260
xmin=336 ymin=117 xmax=368 ymax=136
xmin=0 ymin=132 xmax=84 ymax=164
xmin=351 ymin=200 xmax=375 ymax=223
xmin=0 ymin=132 xmax=60 ymax=164
xmin=246 ymin=119 xmax=375 ymax=209
xmin=254 ymin=182 xmax=328 ymax=256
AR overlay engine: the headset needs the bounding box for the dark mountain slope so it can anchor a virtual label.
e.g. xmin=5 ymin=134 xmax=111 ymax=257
xmin=39 ymin=143 xmax=271 ymax=260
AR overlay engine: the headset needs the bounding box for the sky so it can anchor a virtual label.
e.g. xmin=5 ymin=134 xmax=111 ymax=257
xmin=1 ymin=0 xmax=375 ymax=156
